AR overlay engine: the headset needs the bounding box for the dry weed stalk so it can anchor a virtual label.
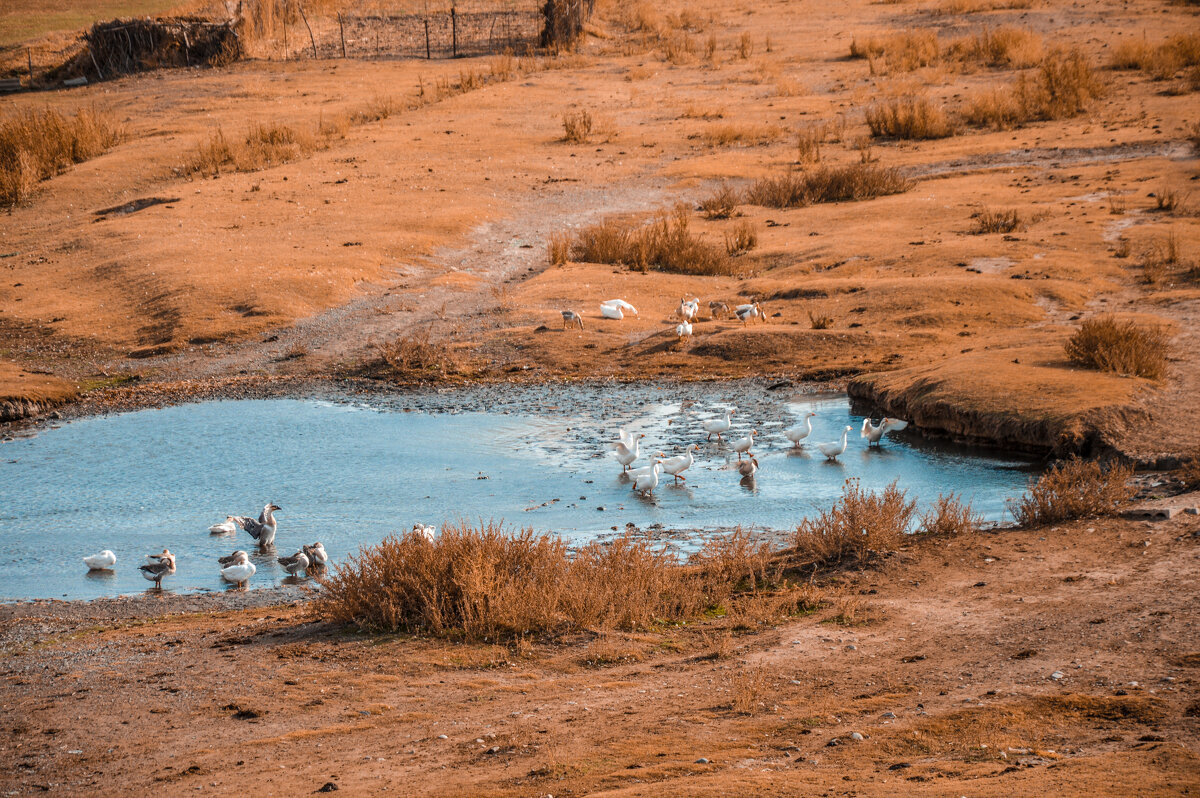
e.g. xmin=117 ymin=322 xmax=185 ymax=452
xmin=699 ymin=184 xmax=739 ymax=219
xmin=562 ymin=109 xmax=594 ymax=143
xmin=724 ymin=220 xmax=758 ymax=256
xmin=918 ymin=493 xmax=981 ymax=536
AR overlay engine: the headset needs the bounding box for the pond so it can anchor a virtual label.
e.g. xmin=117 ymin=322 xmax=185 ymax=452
xmin=0 ymin=384 xmax=1039 ymax=601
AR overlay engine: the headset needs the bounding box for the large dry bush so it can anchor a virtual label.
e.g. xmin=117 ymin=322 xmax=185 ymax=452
xmin=745 ymin=162 xmax=912 ymax=208
xmin=318 ymin=526 xmax=774 ymax=637
xmin=1 ymin=107 xmax=120 ymax=207
xmin=792 ymin=479 xmax=916 ymax=566
xmin=1010 ymin=459 xmax=1135 ymax=526
xmin=1064 ymin=315 xmax=1169 ymax=379
xmin=865 ymin=96 xmax=957 ymax=139
xmin=963 ymin=47 xmax=1104 ymax=128
xmin=568 ymin=206 xmax=740 ymax=276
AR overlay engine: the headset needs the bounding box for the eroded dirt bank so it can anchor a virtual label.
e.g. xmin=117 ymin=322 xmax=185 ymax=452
xmin=2 ymin=504 xmax=1197 ymax=796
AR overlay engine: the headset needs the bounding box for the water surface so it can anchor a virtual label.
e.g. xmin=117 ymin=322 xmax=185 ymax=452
xmin=0 ymin=388 xmax=1037 ymax=600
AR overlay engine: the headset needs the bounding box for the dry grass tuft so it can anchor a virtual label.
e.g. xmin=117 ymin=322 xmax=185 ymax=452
xmin=808 ymin=309 xmax=834 ymax=329
xmin=568 ymin=206 xmax=741 ymax=276
xmin=850 ymin=29 xmax=939 ymax=73
xmin=562 ymin=109 xmax=594 ymax=143
xmin=724 ymin=220 xmax=759 ymax=256
xmin=972 ymin=207 xmax=1023 ymax=234
xmin=745 ymin=163 xmax=912 ymax=208
xmin=547 ymin=232 xmax=571 ymax=266
xmin=699 ymin=123 xmax=783 ymax=147
xmin=1065 ymin=315 xmax=1169 ymax=379
xmin=1109 ymin=33 xmax=1200 ymax=81
xmin=375 ymin=329 xmax=465 ymax=380
xmin=699 ymin=183 xmax=739 ymax=219
xmin=728 ymin=665 xmax=771 ymax=714
xmin=1 ymin=107 xmax=121 ymax=207
xmin=918 ymin=493 xmax=981 ymax=536
xmin=793 ymin=479 xmax=916 ymax=566
xmin=183 ymin=122 xmax=317 ymax=177
xmin=796 ymin=124 xmax=825 ymax=163
xmin=963 ymin=47 xmax=1104 ymax=128
xmin=946 ymin=26 xmax=1043 ymax=68
xmin=1010 ymin=459 xmax=1135 ymax=526
xmin=865 ymin=95 xmax=957 ymax=139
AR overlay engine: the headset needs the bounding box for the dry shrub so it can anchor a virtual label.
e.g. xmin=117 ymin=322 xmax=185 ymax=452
xmin=736 ymin=32 xmax=754 ymax=59
xmin=728 ymin=664 xmax=771 ymax=714
xmin=1109 ymin=34 xmax=1200 ymax=80
xmin=1064 ymin=315 xmax=1169 ymax=379
xmin=963 ymin=47 xmax=1104 ymax=128
xmin=1154 ymin=186 xmax=1187 ymax=213
xmin=562 ymin=109 xmax=593 ymax=143
xmin=183 ymin=122 xmax=315 ymax=176
xmin=0 ymin=107 xmax=120 ymax=207
xmin=745 ymin=162 xmax=912 ymax=208
xmin=319 ymin=527 xmax=775 ymax=637
xmin=547 ymin=231 xmax=571 ymax=266
xmin=700 ymin=123 xmax=783 ymax=146
xmin=700 ymin=183 xmax=739 ymax=219
xmin=808 ymin=309 xmax=834 ymax=329
xmin=850 ymin=30 xmax=940 ymax=72
xmin=680 ymin=104 xmax=724 ymax=120
xmin=1177 ymin=454 xmax=1200 ymax=491
xmin=972 ymin=207 xmax=1023 ymax=234
xmin=918 ymin=493 xmax=981 ymax=536
xmin=946 ymin=26 xmax=1043 ymax=68
xmin=865 ymin=95 xmax=957 ymax=139
xmin=725 ymin=220 xmax=758 ymax=255
xmin=796 ymin=124 xmax=824 ymax=163
xmin=792 ymin=479 xmax=916 ymax=566
xmin=931 ymin=0 xmax=1036 ymax=13
xmin=569 ymin=206 xmax=740 ymax=276
xmin=1010 ymin=459 xmax=1135 ymax=526
xmin=375 ymin=328 xmax=464 ymax=379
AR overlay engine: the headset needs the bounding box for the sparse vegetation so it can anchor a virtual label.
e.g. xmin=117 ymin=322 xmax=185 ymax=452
xmin=849 ymin=29 xmax=939 ymax=73
xmin=183 ymin=123 xmax=316 ymax=177
xmin=971 ymin=208 xmax=1023 ymax=234
xmin=1064 ymin=315 xmax=1169 ymax=379
xmin=745 ymin=163 xmax=912 ymax=208
xmin=808 ymin=310 xmax=834 ymax=329
xmin=699 ymin=184 xmax=739 ymax=219
xmin=728 ymin=665 xmax=771 ymax=714
xmin=918 ymin=493 xmax=981 ymax=536
xmin=1010 ymin=459 xmax=1135 ymax=526
xmin=1108 ymin=33 xmax=1200 ymax=81
xmin=724 ymin=220 xmax=758 ymax=255
xmin=963 ymin=47 xmax=1104 ymax=128
xmin=1 ymin=107 xmax=121 ymax=207
xmin=547 ymin=232 xmax=571 ymax=266
xmin=865 ymin=95 xmax=957 ymax=139
xmin=569 ymin=206 xmax=741 ymax=276
xmin=699 ymin=123 xmax=783 ymax=147
xmin=796 ymin=124 xmax=824 ymax=163
xmin=792 ymin=479 xmax=916 ymax=566
xmin=562 ymin=109 xmax=594 ymax=143
xmin=945 ymin=27 xmax=1043 ymax=68
xmin=375 ymin=329 xmax=466 ymax=380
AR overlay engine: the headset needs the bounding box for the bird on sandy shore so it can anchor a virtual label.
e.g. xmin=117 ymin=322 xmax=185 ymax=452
xmin=702 ymin=407 xmax=736 ymax=441
xmin=735 ymin=302 xmax=764 ymax=324
xmin=709 ymin=300 xmax=730 ymax=319
xmin=817 ymin=426 xmax=853 ymax=461
xmin=218 ymin=550 xmax=248 ymax=566
xmin=138 ymin=550 xmax=176 ymax=589
xmin=600 ymin=299 xmax=638 ymax=320
xmin=610 ymin=433 xmax=645 ymax=472
xmin=785 ymin=411 xmax=817 ymax=447
xmin=303 ymin=542 xmax=329 ymax=567
xmin=209 ymin=516 xmax=239 ymax=534
xmin=277 ymin=550 xmax=310 ymax=577
xmin=676 ymin=320 xmax=692 ymax=342
xmin=676 ymin=297 xmax=699 ymax=321
xmin=219 ymin=551 xmax=255 ymax=589
xmin=735 ymin=456 xmax=759 ymax=479
xmin=230 ymin=504 xmax=281 ymax=548
xmin=731 ymin=429 xmax=757 ymax=460
xmin=660 ymin=443 xmax=698 ymax=483
xmin=632 ymin=461 xmax=662 ymax=496
xmin=412 ymin=525 xmax=436 ymax=542
xmin=83 ymin=550 xmax=116 ymax=571
xmin=561 ymin=310 xmax=584 ymax=330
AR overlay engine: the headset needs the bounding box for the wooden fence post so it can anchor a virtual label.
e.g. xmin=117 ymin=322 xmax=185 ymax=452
xmin=337 ymin=12 xmax=346 ymax=58
xmin=424 ymin=18 xmax=431 ymax=59
xmin=451 ymin=7 xmax=457 ymax=57
xmin=297 ymin=3 xmax=318 ymax=59
xmin=27 ymin=48 xmax=33 ymax=82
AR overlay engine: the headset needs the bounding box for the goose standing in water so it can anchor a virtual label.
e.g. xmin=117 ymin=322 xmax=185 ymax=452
xmin=632 ymin=461 xmax=662 ymax=497
xmin=817 ymin=426 xmax=853 ymax=461
xmin=735 ymin=456 xmax=759 ymax=479
xmin=731 ymin=429 xmax=757 ymax=460
xmin=218 ymin=550 xmax=248 ymax=566
xmin=609 ymin=433 xmax=645 ymax=472
xmin=83 ymin=550 xmax=116 ymax=571
xmin=882 ymin=418 xmax=909 ymax=434
xmin=278 ymin=550 xmax=310 ymax=577
xmin=209 ymin=516 xmax=239 ymax=534
xmin=861 ymin=417 xmax=887 ymax=446
xmin=785 ymin=411 xmax=817 ymax=447
xmin=412 ymin=524 xmax=437 ymax=542
xmin=702 ymin=407 xmax=736 ymax=441
xmin=660 ymin=443 xmax=698 ymax=483
xmin=220 ymin=551 xmax=256 ymax=589
xmin=303 ymin=542 xmax=329 ymax=567
xmin=138 ymin=550 xmax=176 ymax=589
xmin=230 ymin=503 xmax=281 ymax=548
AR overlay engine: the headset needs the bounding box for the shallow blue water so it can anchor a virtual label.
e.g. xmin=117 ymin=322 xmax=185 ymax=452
xmin=0 ymin=390 xmax=1038 ymax=600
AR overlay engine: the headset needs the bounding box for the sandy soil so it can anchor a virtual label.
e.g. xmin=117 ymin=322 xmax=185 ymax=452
xmin=2 ymin=497 xmax=1197 ymax=796
xmin=0 ymin=0 xmax=1196 ymax=457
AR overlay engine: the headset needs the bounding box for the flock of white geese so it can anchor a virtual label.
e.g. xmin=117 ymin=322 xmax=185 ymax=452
xmin=566 ymin=296 xmax=766 ymax=342
xmin=611 ymin=407 xmax=908 ymax=496
xmin=80 ymin=406 xmax=907 ymax=588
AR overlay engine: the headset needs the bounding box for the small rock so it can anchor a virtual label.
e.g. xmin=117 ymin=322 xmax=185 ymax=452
xmin=888 ymin=762 xmax=911 ymax=770
xmin=316 ymin=783 xmax=339 ymax=793
xmin=695 ymin=757 xmax=710 ymax=764
xmin=1050 ymin=671 xmax=1064 ymax=680
xmin=845 ymin=644 xmax=857 ymax=651
xmin=437 ymin=734 xmax=448 ymax=740
xmin=850 ymin=732 xmax=864 ymax=741
xmin=881 ymin=712 xmax=896 ymax=719
xmin=487 ymin=746 xmax=500 ymax=754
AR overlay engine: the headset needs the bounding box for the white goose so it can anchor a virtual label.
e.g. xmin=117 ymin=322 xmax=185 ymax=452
xmin=676 ymin=320 xmax=692 ymax=342
xmin=660 ymin=443 xmax=698 ymax=483
xmin=220 ymin=551 xmax=256 ymax=589
xmin=735 ymin=456 xmax=759 ymax=479
xmin=882 ymin=418 xmax=909 ymax=434
xmin=83 ymin=550 xmax=116 ymax=571
xmin=632 ymin=461 xmax=662 ymax=496
xmin=615 ymin=427 xmax=637 ymax=450
xmin=609 ymin=432 xmax=645 ymax=472
xmin=412 ymin=524 xmax=437 ymax=542
xmin=677 ymin=297 xmax=699 ymax=321
xmin=277 ymin=550 xmax=310 ymax=577
xmin=600 ymin=299 xmax=638 ymax=320
xmin=785 ymin=411 xmax=817 ymax=447
xmin=731 ymin=429 xmax=757 ymax=460
xmin=735 ymin=302 xmax=764 ymax=324
xmin=209 ymin=516 xmax=239 ymax=534
xmin=702 ymin=407 xmax=736 ymax=441
xmin=862 ymin=417 xmax=887 ymax=446
xmin=303 ymin=541 xmax=329 ymax=566
xmin=817 ymin=426 xmax=852 ymax=461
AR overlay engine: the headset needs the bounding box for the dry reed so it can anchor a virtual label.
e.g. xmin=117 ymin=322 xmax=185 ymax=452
xmin=1 ymin=107 xmax=120 ymax=207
